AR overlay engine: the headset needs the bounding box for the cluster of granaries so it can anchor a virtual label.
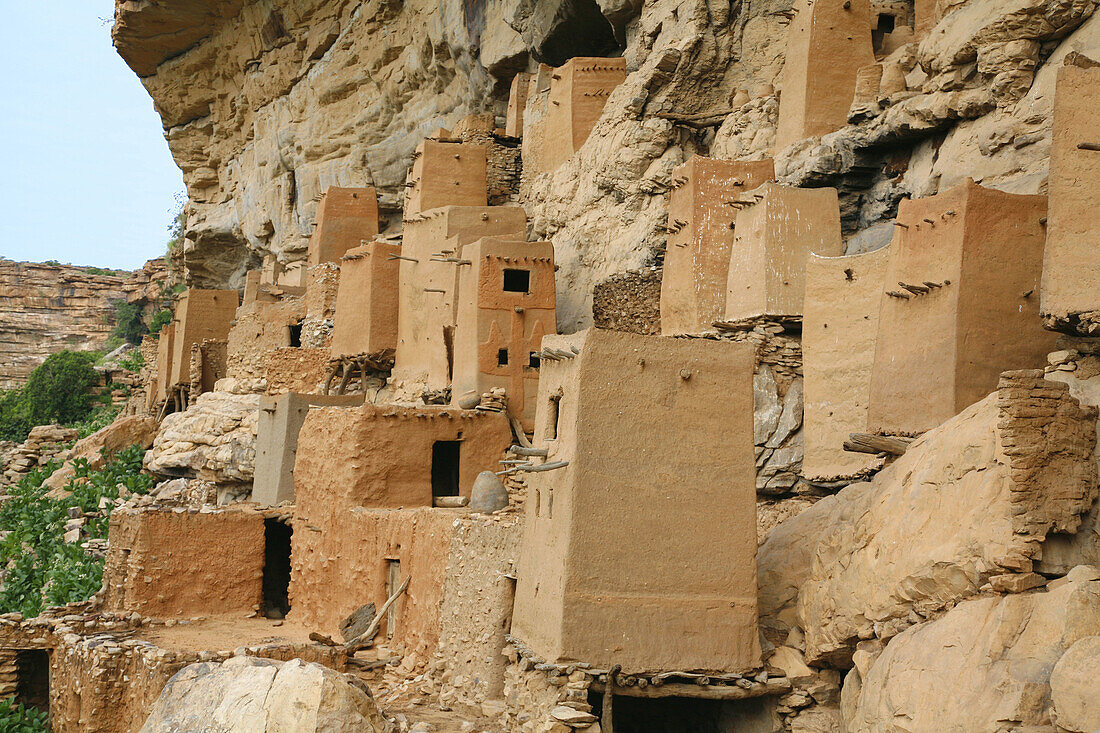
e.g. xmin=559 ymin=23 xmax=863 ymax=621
xmin=62 ymin=14 xmax=1100 ymax=722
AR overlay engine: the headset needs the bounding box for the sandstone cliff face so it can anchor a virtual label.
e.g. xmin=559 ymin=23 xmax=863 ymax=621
xmin=0 ymin=259 xmax=167 ymax=390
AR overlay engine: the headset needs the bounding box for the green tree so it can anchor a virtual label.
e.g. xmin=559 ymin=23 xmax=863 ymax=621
xmin=110 ymin=298 xmax=148 ymax=345
xmin=0 ymin=352 xmax=101 ymax=441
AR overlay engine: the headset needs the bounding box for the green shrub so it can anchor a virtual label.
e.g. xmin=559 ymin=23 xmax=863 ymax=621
xmin=118 ymin=350 xmax=144 ymax=374
xmin=0 ymin=698 xmax=49 ymax=732
xmin=0 ymin=352 xmax=101 ymax=442
xmin=110 ymin=299 xmax=148 ymax=346
xmin=148 ymin=308 xmax=172 ymax=335
xmin=0 ymin=446 xmax=154 ymax=618
xmin=69 ymin=406 xmax=120 ymax=440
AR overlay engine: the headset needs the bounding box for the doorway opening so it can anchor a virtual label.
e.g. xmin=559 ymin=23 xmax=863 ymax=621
xmin=586 ymin=691 xmax=768 ymax=732
xmin=263 ymin=518 xmax=292 ymax=619
xmin=14 ymin=649 xmax=49 ymax=714
xmin=432 ymin=441 xmax=461 ymax=497
xmin=503 ymin=269 xmax=531 ymax=293
xmin=288 ymin=322 xmax=303 ymax=348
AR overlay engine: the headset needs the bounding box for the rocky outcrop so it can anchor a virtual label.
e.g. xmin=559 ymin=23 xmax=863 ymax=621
xmin=844 ymin=569 xmax=1100 ymax=732
xmin=139 ymin=656 xmax=387 ymax=732
xmin=0 ymin=259 xmax=167 ymax=389
xmin=759 ymin=371 xmax=1098 ymax=665
xmin=43 ymin=415 xmax=160 ymax=495
xmin=143 ymin=384 xmax=259 ymax=485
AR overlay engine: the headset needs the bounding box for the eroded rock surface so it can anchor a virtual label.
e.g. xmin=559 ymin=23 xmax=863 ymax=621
xmin=140 ymin=656 xmax=388 ymax=732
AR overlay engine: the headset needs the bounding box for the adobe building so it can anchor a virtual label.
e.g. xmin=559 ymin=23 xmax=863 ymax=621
xmin=723 ymin=183 xmax=843 ymax=323
xmin=868 ymin=179 xmax=1056 ymax=435
xmin=1041 ymin=64 xmax=1100 ymax=335
xmin=330 ymin=240 xmax=401 ymax=358
xmin=393 ymin=206 xmax=527 ymax=390
xmin=252 ymin=392 xmax=366 ymax=507
xmin=306 ymin=187 xmax=380 ymax=266
xmin=451 ymin=237 xmax=556 ymax=429
xmin=523 ymin=57 xmax=627 ymax=174
xmin=511 ymin=329 xmax=760 ymax=673
xmin=404 ymin=140 xmax=488 ymax=215
xmin=153 ymin=322 xmax=175 ymax=407
xmin=660 ymin=156 xmax=775 ymax=335
xmin=291 ymin=403 xmax=512 ymax=509
xmin=506 ymin=72 xmax=531 ymax=138
xmin=774 ymin=0 xmax=876 ymax=151
xmin=168 ymin=289 xmax=239 ymax=389
xmin=226 ymin=297 xmax=305 ymax=381
xmin=802 ymin=247 xmax=891 ymax=480
xmin=101 ymin=505 xmax=267 ymax=619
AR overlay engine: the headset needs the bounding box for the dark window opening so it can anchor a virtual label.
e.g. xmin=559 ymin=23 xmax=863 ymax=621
xmin=288 ymin=323 xmax=303 ymax=348
xmin=444 ymin=326 xmax=456 ymax=382
xmin=586 ymin=690 xmax=770 ymax=733
xmin=529 ymin=352 xmax=541 ymax=369
xmin=14 ymin=649 xmax=49 ymax=714
xmin=263 ymin=518 xmax=293 ymax=619
xmin=545 ymin=392 xmax=562 ymax=441
xmin=503 ymin=269 xmax=531 ymax=293
xmin=432 ymin=441 xmax=461 ymax=497
xmin=497 ymin=348 xmax=509 ymax=367
xmin=386 ymin=559 xmax=402 ymax=638
xmin=872 ymin=13 xmax=896 ymax=52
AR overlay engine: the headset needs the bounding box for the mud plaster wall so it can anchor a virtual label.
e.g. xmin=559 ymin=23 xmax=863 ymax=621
xmin=512 ymin=329 xmax=760 ymax=673
xmin=253 ymin=392 xmax=365 ymax=506
xmin=293 ymin=404 xmax=512 ymax=509
xmin=304 ymin=263 xmax=341 ymax=324
xmin=802 ymin=247 xmax=891 ymax=480
xmin=306 ymin=187 xmax=379 ymax=266
xmin=451 ymin=238 xmax=556 ymax=430
xmin=102 ymin=507 xmax=264 ymax=618
xmin=288 ymin=506 xmax=456 ymax=650
xmin=523 ymin=58 xmax=626 ymax=176
xmin=725 ymin=183 xmax=843 ymax=322
xmin=263 ymin=347 xmax=330 ymax=395
xmin=154 ymin=325 xmax=175 ymax=405
xmin=330 ymin=242 xmax=400 ymax=357
xmin=394 ymin=206 xmax=526 ymax=390
xmin=226 ymin=298 xmax=305 ymax=380
xmin=169 ymin=290 xmax=239 ymax=387
xmin=774 ymin=0 xmax=876 ymax=151
xmin=1041 ymin=65 xmax=1100 ymax=331
xmin=660 ymin=157 xmax=775 ymax=335
xmin=405 ymin=141 xmax=488 ymax=215
xmin=189 ymin=339 xmax=228 ymax=397
xmin=431 ymin=516 xmax=522 ymax=710
xmin=869 ymin=180 xmax=1056 ymax=435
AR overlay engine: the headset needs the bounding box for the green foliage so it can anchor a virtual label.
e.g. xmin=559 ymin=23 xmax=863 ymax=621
xmin=42 ymin=260 xmax=61 ymax=267
xmin=82 ymin=267 xmax=124 ymax=278
xmin=148 ymin=308 xmax=173 ymax=335
xmin=0 ymin=699 xmax=49 ymax=732
xmin=110 ymin=299 xmax=148 ymax=346
xmin=69 ymin=406 xmax=120 ymax=440
xmin=0 ymin=446 xmax=154 ymax=618
xmin=118 ymin=350 xmax=144 ymax=374
xmin=0 ymin=352 xmax=101 ymax=442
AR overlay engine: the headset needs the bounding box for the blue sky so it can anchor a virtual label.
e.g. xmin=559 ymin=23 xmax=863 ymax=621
xmin=0 ymin=2 xmax=184 ymax=271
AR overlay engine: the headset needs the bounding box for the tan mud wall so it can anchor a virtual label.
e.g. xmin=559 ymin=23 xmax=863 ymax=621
xmin=306 ymin=187 xmax=379 ymax=266
xmin=869 ymin=180 xmax=1054 ymax=435
xmin=102 ymin=507 xmax=265 ymax=618
xmin=288 ymin=506 xmax=455 ymax=648
xmin=394 ymin=206 xmax=526 ymax=389
xmin=405 ymin=141 xmax=487 ymax=215
xmin=1041 ymin=65 xmax=1100 ymax=331
xmin=226 ymin=298 xmax=305 ymax=380
xmin=330 ymin=242 xmax=400 ymax=357
xmin=725 ymin=183 xmax=843 ymax=321
xmin=169 ymin=290 xmax=239 ymax=387
xmin=775 ymin=0 xmax=876 ymax=151
xmin=513 ymin=329 xmax=760 ymax=673
xmin=264 ymin=347 xmax=329 ymax=395
xmin=293 ymin=404 xmax=512 ymax=509
xmin=660 ymin=157 xmax=775 ymax=335
xmin=802 ymin=247 xmax=890 ymax=479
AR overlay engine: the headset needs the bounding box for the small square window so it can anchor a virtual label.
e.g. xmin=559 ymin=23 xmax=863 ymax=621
xmin=503 ymin=269 xmax=530 ymax=293
xmin=497 ymin=348 xmax=509 ymax=366
xmin=529 ymin=352 xmax=540 ymax=369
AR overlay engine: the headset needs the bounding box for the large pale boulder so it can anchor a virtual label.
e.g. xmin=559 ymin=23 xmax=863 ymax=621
xmin=144 ymin=390 xmax=259 ymax=484
xmin=140 ymin=657 xmax=388 ymax=732
xmin=845 ymin=574 xmax=1100 ymax=732
xmin=759 ymin=372 xmax=1097 ymax=664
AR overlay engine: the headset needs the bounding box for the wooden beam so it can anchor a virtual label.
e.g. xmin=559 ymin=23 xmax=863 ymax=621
xmin=589 ymin=678 xmax=790 ymax=700
xmin=843 ymin=432 xmax=912 ymax=456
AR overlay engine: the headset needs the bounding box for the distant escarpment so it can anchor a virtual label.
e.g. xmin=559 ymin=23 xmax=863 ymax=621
xmin=0 ymin=259 xmax=167 ymax=389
